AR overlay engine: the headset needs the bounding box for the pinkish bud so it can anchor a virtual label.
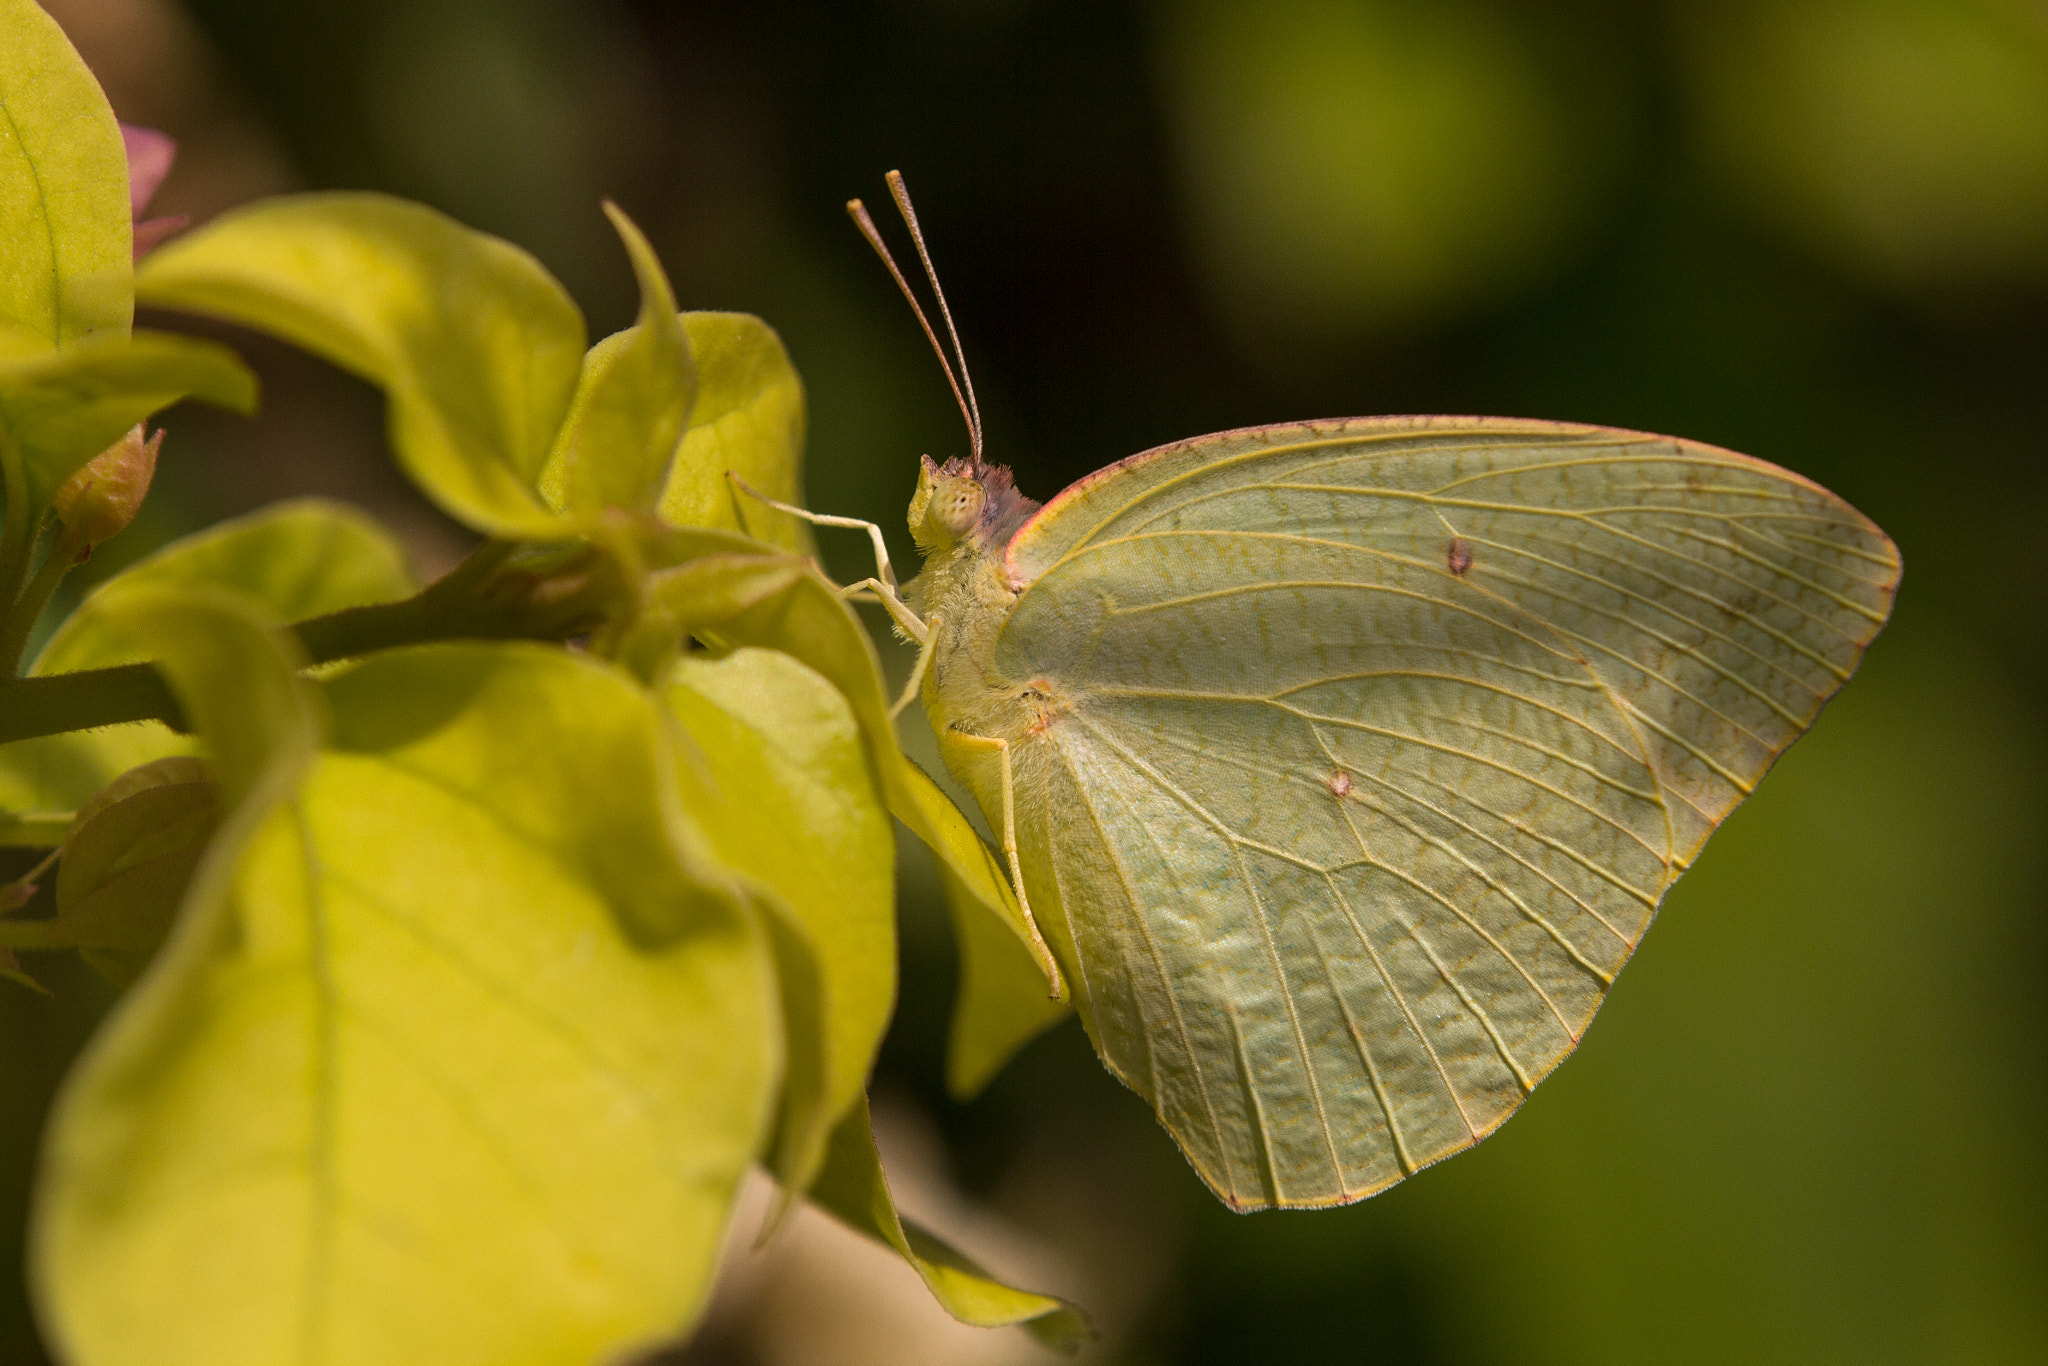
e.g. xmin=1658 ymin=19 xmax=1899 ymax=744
xmin=121 ymin=125 xmax=186 ymax=259
xmin=131 ymin=215 xmax=189 ymax=258
xmin=120 ymin=124 xmax=176 ymax=217
xmin=52 ymin=425 xmax=162 ymax=550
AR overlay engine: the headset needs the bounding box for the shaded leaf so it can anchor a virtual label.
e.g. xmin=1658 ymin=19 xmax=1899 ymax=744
xmin=893 ymin=755 xmax=1065 ymax=1012
xmin=136 ymin=193 xmax=586 ymax=536
xmin=0 ymin=330 xmax=256 ymax=506
xmin=936 ymin=855 xmax=1071 ymax=1102
xmin=811 ymin=1094 xmax=1090 ymax=1352
xmin=660 ymin=312 xmax=814 ymax=556
xmin=0 ymin=0 xmax=131 ymax=355
xmin=36 ymin=639 xmax=779 ymax=1366
xmin=541 ymin=204 xmax=695 ymax=515
xmin=54 ymin=755 xmax=219 ymax=985
xmin=666 ymin=646 xmax=894 ymax=1198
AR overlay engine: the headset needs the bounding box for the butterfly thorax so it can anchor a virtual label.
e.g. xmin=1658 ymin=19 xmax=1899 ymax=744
xmin=903 ymin=458 xmax=1065 ymax=797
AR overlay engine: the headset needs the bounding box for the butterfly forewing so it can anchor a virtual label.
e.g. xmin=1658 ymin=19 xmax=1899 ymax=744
xmin=993 ymin=417 xmax=1898 ymax=1209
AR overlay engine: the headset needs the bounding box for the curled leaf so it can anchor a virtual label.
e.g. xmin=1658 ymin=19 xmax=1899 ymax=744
xmin=811 ymin=1094 xmax=1090 ymax=1352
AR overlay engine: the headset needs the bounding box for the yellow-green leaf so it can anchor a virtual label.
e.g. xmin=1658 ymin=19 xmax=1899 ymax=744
xmin=634 ymin=523 xmax=1066 ymax=1109
xmin=0 ymin=499 xmax=417 ymax=813
xmin=662 ymin=534 xmax=1047 ymax=960
xmin=136 ymin=193 xmax=587 ymax=536
xmin=811 ymin=1093 xmax=1090 ymax=1352
xmin=0 ymin=0 xmax=131 ymax=354
xmin=665 ymin=646 xmax=895 ymax=1197
xmin=0 ymin=330 xmax=256 ymax=505
xmin=541 ymin=204 xmax=695 ymax=515
xmin=659 ymin=312 xmax=814 ymax=555
xmin=36 ymin=639 xmax=779 ymax=1366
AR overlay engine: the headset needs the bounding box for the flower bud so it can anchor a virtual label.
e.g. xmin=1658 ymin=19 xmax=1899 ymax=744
xmin=52 ymin=425 xmax=162 ymax=551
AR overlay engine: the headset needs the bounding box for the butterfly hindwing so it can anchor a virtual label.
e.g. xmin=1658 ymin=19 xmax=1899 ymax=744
xmin=992 ymin=417 xmax=1898 ymax=1209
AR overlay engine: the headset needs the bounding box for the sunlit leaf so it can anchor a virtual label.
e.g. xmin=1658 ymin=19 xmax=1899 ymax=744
xmin=40 ymin=498 xmax=418 ymax=673
xmin=661 ymin=312 xmax=814 ymax=556
xmin=0 ymin=330 xmax=256 ymax=505
xmin=0 ymin=0 xmax=131 ymax=355
xmin=0 ymin=499 xmax=417 ymax=812
xmin=643 ymin=527 xmax=1056 ymax=1000
xmin=541 ymin=204 xmax=695 ymax=515
xmin=665 ymin=646 xmax=894 ymax=1197
xmin=811 ymin=1093 xmax=1090 ymax=1352
xmin=36 ymin=638 xmax=779 ymax=1366
xmin=136 ymin=193 xmax=587 ymax=536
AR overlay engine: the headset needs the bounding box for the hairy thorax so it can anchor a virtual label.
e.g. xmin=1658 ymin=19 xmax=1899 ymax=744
xmin=907 ymin=540 xmax=1046 ymax=747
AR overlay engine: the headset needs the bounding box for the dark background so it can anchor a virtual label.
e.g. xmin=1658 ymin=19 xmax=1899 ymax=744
xmin=5 ymin=1 xmax=2046 ymax=1362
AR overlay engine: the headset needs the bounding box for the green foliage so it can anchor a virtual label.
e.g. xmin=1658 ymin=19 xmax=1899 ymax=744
xmin=665 ymin=647 xmax=895 ymax=1198
xmin=53 ymin=756 xmax=219 ymax=986
xmin=0 ymin=499 xmax=417 ymax=813
xmin=0 ymin=331 xmax=255 ymax=507
xmin=0 ymin=6 xmax=1074 ymax=1358
xmin=663 ymin=312 xmax=813 ymax=554
xmin=542 ymin=204 xmax=695 ymax=516
xmin=811 ymin=1094 xmax=1089 ymax=1350
xmin=36 ymin=613 xmax=780 ymax=1365
xmin=134 ymin=193 xmax=589 ymax=537
xmin=0 ymin=0 xmax=130 ymax=353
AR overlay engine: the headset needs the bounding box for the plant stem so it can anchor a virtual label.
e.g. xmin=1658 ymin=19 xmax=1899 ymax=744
xmin=0 ymin=430 xmax=33 ymax=658
xmin=0 ymin=529 xmax=80 ymax=677
xmin=0 ymin=813 xmax=73 ymax=847
xmin=0 ymin=920 xmax=74 ymax=950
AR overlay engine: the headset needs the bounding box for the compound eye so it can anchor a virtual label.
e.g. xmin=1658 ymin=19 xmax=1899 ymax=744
xmin=930 ymin=478 xmax=985 ymax=538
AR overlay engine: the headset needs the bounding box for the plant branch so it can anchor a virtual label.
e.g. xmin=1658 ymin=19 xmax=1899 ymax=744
xmin=0 ymin=812 xmax=74 ymax=847
xmin=0 ymin=540 xmax=610 ymax=746
xmin=0 ymin=430 xmax=33 ymax=654
xmin=0 ymin=529 xmax=82 ymax=676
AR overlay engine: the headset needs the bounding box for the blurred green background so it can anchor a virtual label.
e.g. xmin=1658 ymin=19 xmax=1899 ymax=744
xmin=5 ymin=0 xmax=2047 ymax=1362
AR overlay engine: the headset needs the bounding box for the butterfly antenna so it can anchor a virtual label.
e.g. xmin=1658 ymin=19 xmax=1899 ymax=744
xmin=886 ymin=171 xmax=983 ymax=460
xmin=848 ymin=185 xmax=982 ymax=460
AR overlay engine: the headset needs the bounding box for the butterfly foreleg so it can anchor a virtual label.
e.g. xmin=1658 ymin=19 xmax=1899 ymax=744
xmin=838 ymin=577 xmax=928 ymax=645
xmin=888 ymin=613 xmax=939 ymax=719
xmin=939 ymin=727 xmax=1065 ymax=1000
xmin=728 ymin=473 xmax=905 ymax=593
xmin=727 ymin=473 xmax=930 ymax=644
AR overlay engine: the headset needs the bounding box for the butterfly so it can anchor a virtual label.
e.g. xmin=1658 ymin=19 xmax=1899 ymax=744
xmin=792 ymin=173 xmax=1899 ymax=1212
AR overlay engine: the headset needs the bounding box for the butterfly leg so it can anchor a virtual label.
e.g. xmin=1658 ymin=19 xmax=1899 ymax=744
xmin=728 ymin=473 xmax=905 ymax=593
xmin=838 ymin=577 xmax=928 ymax=645
xmin=939 ymin=728 xmax=1065 ymax=1000
xmin=888 ymin=613 xmax=939 ymax=719
xmin=727 ymin=473 xmax=930 ymax=644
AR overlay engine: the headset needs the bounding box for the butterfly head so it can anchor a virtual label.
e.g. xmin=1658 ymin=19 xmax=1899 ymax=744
xmin=909 ymin=454 xmax=1039 ymax=556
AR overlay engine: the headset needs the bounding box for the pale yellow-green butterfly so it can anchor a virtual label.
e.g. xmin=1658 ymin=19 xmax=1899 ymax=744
xmin=774 ymin=173 xmax=1899 ymax=1212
